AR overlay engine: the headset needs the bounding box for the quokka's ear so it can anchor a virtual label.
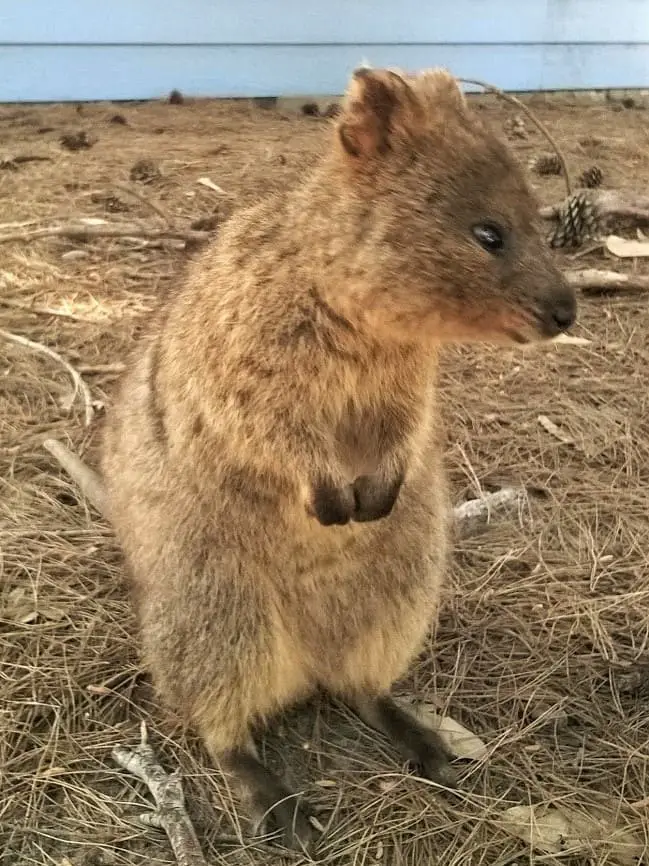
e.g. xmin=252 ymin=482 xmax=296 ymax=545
xmin=419 ymin=67 xmax=468 ymax=112
xmin=336 ymin=66 xmax=422 ymax=160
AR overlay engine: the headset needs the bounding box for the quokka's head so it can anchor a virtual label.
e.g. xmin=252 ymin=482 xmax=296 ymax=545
xmin=328 ymin=66 xmax=576 ymax=345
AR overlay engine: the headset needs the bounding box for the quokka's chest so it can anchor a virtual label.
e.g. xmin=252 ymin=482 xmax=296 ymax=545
xmin=333 ymin=398 xmax=415 ymax=476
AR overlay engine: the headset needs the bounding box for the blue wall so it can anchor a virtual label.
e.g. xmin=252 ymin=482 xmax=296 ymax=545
xmin=2 ymin=1 xmax=649 ymax=102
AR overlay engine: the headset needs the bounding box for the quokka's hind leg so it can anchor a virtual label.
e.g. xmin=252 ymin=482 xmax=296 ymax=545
xmin=214 ymin=736 xmax=317 ymax=852
xmin=347 ymin=693 xmax=458 ymax=788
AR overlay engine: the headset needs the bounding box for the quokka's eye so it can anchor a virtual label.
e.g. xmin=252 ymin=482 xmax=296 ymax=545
xmin=471 ymin=222 xmax=506 ymax=253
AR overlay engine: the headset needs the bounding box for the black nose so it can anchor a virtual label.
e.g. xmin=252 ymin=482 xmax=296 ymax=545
xmin=545 ymin=292 xmax=577 ymax=335
xmin=552 ymin=303 xmax=576 ymax=331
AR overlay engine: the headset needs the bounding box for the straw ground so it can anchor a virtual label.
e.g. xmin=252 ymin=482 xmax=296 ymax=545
xmin=1 ymin=94 xmax=648 ymax=866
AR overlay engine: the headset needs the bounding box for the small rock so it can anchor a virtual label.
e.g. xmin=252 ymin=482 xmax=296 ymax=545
xmin=90 ymin=191 xmax=130 ymax=213
xmin=129 ymin=157 xmax=161 ymax=183
xmin=109 ymin=114 xmax=128 ymax=125
xmin=60 ymin=131 xmax=94 ymax=151
xmin=612 ymin=662 xmax=649 ymax=697
xmin=168 ymin=89 xmax=184 ymax=105
xmin=301 ymin=102 xmax=320 ymax=117
xmin=61 ymin=250 xmax=90 ymax=261
xmin=37 ymin=126 xmax=55 ymax=134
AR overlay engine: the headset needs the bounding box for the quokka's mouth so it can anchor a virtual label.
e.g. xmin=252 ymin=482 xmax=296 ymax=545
xmin=504 ymin=328 xmax=531 ymax=345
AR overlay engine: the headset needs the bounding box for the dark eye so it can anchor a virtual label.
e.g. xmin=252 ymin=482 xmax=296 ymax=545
xmin=472 ymin=222 xmax=505 ymax=253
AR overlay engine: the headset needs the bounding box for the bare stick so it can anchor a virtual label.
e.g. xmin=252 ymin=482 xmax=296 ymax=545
xmin=453 ymin=487 xmax=527 ymax=538
xmin=539 ymin=189 xmax=649 ymax=223
xmin=43 ymin=439 xmax=106 ymax=514
xmin=459 ymin=77 xmax=571 ymax=196
xmin=113 ymin=182 xmax=174 ymax=227
xmin=564 ymin=269 xmax=649 ymax=295
xmin=112 ymin=722 xmax=208 ymax=866
xmin=77 ymin=362 xmax=126 ymax=374
xmin=0 ymin=222 xmax=209 ymax=246
xmin=0 ymin=297 xmax=103 ymax=324
xmin=0 ymin=329 xmax=94 ymax=426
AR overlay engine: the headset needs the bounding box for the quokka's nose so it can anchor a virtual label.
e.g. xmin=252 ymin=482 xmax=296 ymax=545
xmin=551 ymin=296 xmax=577 ymax=331
xmin=542 ymin=286 xmax=577 ymax=336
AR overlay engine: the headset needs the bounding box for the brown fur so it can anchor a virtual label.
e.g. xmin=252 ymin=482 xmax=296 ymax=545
xmin=100 ymin=67 xmax=576 ymax=849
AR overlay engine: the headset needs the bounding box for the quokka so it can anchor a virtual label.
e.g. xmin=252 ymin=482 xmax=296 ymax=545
xmin=98 ymin=66 xmax=577 ymax=849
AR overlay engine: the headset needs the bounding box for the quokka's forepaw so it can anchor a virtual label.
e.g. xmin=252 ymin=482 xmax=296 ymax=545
xmin=308 ymin=471 xmax=404 ymax=526
xmin=252 ymin=792 xmax=319 ymax=852
xmin=351 ymin=472 xmax=404 ymax=522
xmin=308 ymin=479 xmax=355 ymax=526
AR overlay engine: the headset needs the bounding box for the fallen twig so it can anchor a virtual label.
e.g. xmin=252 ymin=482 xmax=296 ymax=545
xmin=0 ymin=297 xmax=105 ymax=324
xmin=459 ymin=77 xmax=571 ymax=195
xmin=112 ymin=722 xmax=208 ymax=866
xmin=0 ymin=154 xmax=52 ymax=170
xmin=540 ymin=189 xmax=649 ymax=225
xmin=537 ymin=415 xmax=574 ymax=446
xmin=114 ymin=182 xmax=174 ymax=226
xmin=43 ymin=439 xmax=106 ymax=514
xmin=564 ymin=269 xmax=649 ymax=295
xmin=197 ymin=176 xmax=231 ymax=196
xmin=77 ymin=362 xmax=126 ymax=374
xmin=453 ymin=486 xmax=527 ymax=536
xmin=0 ymin=329 xmax=94 ymax=426
xmin=0 ymin=222 xmax=209 ymax=246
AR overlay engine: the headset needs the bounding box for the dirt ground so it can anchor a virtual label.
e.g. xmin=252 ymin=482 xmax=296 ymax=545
xmin=1 ymin=92 xmax=649 ymax=866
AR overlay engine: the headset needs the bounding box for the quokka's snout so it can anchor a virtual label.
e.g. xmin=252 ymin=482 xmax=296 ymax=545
xmin=534 ymin=278 xmax=578 ymax=338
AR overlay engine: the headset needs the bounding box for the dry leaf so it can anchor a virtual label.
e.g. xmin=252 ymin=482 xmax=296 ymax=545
xmin=37 ymin=766 xmax=66 ymax=779
xmin=550 ymin=333 xmax=592 ymax=346
xmin=314 ymin=779 xmax=337 ymax=788
xmin=197 ymin=176 xmax=227 ymax=194
xmin=397 ymin=698 xmax=488 ymax=760
xmin=606 ymin=234 xmax=649 ymax=258
xmin=19 ymin=605 xmax=66 ymax=624
xmin=537 ymin=414 xmax=574 ymax=445
xmin=499 ymin=803 xmax=644 ymax=865
xmin=378 ymin=778 xmax=402 ymax=793
xmin=87 ymin=684 xmax=112 ymax=695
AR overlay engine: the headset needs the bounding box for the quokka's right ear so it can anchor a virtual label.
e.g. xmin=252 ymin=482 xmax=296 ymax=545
xmin=336 ymin=66 xmax=422 ymax=160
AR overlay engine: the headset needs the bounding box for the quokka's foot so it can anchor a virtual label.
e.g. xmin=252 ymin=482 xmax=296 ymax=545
xmin=348 ymin=693 xmax=458 ymax=788
xmin=224 ymin=746 xmax=318 ymax=852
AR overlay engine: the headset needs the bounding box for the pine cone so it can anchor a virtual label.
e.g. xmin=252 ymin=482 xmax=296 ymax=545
xmin=548 ymin=191 xmax=600 ymax=248
xmin=504 ymin=115 xmax=527 ymax=139
xmin=578 ymin=165 xmax=603 ymax=189
xmin=529 ymin=152 xmax=562 ymax=176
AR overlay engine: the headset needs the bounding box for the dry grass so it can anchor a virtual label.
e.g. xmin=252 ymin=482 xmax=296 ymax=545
xmin=1 ymin=94 xmax=649 ymax=866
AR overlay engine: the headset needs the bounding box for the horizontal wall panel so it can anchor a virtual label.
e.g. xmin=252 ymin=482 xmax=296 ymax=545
xmin=1 ymin=43 xmax=648 ymax=103
xmin=3 ymin=0 xmax=649 ymax=46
